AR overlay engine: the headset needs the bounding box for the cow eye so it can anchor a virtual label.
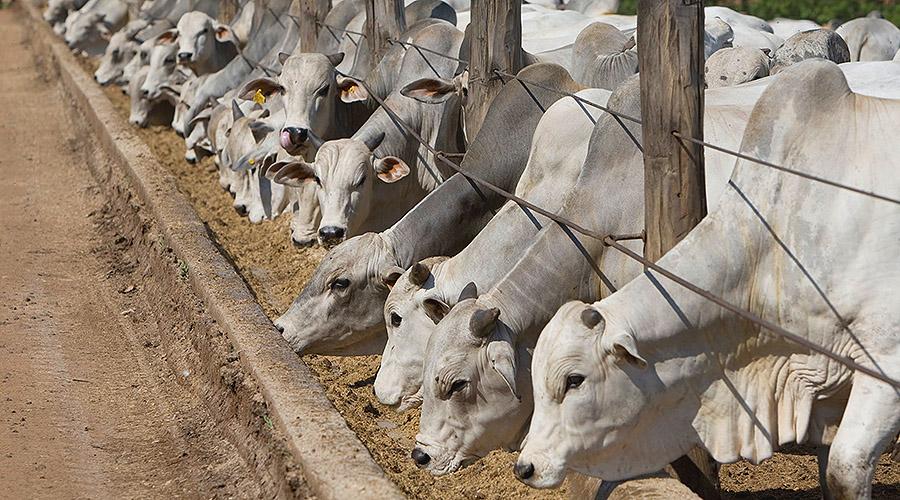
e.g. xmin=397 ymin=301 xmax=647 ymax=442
xmin=112 ymin=49 xmax=120 ymax=58
xmin=354 ymin=175 xmax=366 ymax=188
xmin=165 ymin=56 xmax=175 ymax=64
xmin=330 ymin=278 xmax=350 ymax=292
xmin=447 ymin=379 xmax=467 ymax=397
xmin=390 ymin=312 xmax=402 ymax=327
xmin=564 ymin=374 xmax=585 ymax=394
xmin=315 ymin=84 xmax=329 ymax=97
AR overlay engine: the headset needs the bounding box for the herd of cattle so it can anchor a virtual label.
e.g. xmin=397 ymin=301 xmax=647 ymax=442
xmin=45 ymin=0 xmax=900 ymax=497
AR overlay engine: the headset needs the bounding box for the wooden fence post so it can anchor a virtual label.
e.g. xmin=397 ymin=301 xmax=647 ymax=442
xmin=637 ymin=1 xmax=718 ymax=499
xmin=465 ymin=0 xmax=523 ymax=139
xmin=297 ymin=0 xmax=332 ymax=53
xmin=365 ymin=0 xmax=406 ymax=70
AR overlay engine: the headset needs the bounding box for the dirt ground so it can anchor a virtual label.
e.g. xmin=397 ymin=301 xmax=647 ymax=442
xmin=0 ymin=8 xmax=310 ymax=499
xmin=46 ymin=8 xmax=900 ymax=498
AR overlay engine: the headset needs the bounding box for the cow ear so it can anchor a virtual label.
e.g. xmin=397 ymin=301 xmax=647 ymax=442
xmin=326 ymin=52 xmax=345 ymax=67
xmin=214 ymin=24 xmax=238 ymax=44
xmin=457 ymin=282 xmax=477 ymax=302
xmin=381 ymin=265 xmax=404 ymax=288
xmin=400 ymin=77 xmax=457 ymax=104
xmin=277 ymin=51 xmax=291 ymax=65
xmin=422 ymin=298 xmax=450 ymax=324
xmin=374 ymin=156 xmax=410 ymax=183
xmin=487 ymin=338 xmax=519 ymax=400
xmin=337 ymin=76 xmax=368 ymax=103
xmin=604 ymin=333 xmax=647 ymax=369
xmin=266 ymin=160 xmax=317 ymax=187
xmin=156 ymin=29 xmax=178 ymax=44
xmin=238 ymin=78 xmax=284 ymax=100
xmin=248 ymin=120 xmax=273 ymax=143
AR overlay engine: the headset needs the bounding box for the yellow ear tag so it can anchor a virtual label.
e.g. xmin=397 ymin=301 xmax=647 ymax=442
xmin=248 ymin=158 xmax=256 ymax=165
xmin=252 ymin=89 xmax=266 ymax=105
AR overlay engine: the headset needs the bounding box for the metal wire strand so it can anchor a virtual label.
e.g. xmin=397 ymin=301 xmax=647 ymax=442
xmin=672 ymin=131 xmax=900 ymax=206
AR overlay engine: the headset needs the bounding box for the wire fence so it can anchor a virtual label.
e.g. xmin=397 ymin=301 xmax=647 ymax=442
xmin=332 ymin=65 xmax=900 ymax=391
xmin=136 ymin=7 xmax=900 ymax=390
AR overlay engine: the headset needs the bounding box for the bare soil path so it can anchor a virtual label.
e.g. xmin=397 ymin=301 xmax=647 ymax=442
xmin=0 ymin=8 xmax=259 ymax=499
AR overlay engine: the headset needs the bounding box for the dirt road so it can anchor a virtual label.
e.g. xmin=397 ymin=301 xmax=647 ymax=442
xmin=0 ymin=8 xmax=262 ymax=498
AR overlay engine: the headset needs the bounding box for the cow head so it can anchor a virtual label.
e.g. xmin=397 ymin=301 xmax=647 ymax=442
xmin=272 ymin=232 xmax=401 ymax=355
xmin=64 ymin=12 xmax=112 ymax=56
xmin=95 ymin=30 xmax=139 ymax=86
xmin=140 ymin=31 xmax=180 ymax=101
xmin=175 ymin=11 xmax=237 ymax=71
xmin=266 ymin=133 xmax=409 ymax=246
xmin=515 ymin=301 xmax=686 ymax=489
xmin=375 ymin=257 xmax=449 ymax=412
xmin=239 ymin=52 xmax=345 ymax=157
xmin=224 ymin=112 xmax=274 ymax=220
xmin=287 ymin=181 xmax=321 ymax=248
xmin=413 ymin=291 xmax=532 ymax=475
xmin=122 ymin=38 xmax=155 ymax=89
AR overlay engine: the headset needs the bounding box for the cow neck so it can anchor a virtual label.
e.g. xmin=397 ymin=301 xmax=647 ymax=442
xmin=482 ymin=225 xmax=599 ymax=348
xmin=594 ymin=207 xmax=820 ymax=464
xmin=382 ymin=173 xmax=492 ymax=269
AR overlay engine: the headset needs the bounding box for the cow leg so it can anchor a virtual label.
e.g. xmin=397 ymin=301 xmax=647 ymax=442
xmin=825 ymin=374 xmax=900 ymax=499
xmin=817 ymin=446 xmax=834 ymax=500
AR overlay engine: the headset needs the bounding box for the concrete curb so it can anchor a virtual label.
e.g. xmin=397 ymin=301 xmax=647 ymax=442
xmin=21 ymin=4 xmax=404 ymax=499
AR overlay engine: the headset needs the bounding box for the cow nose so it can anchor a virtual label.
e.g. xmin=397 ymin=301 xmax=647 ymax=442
xmin=234 ymin=204 xmax=248 ymax=217
xmin=283 ymin=127 xmax=309 ymax=145
xmin=177 ymin=52 xmax=192 ymax=62
xmin=141 ymin=88 xmax=149 ymax=98
xmin=318 ymin=226 xmax=345 ymax=244
xmin=411 ymin=448 xmax=430 ymax=467
xmin=514 ymin=461 xmax=535 ymax=481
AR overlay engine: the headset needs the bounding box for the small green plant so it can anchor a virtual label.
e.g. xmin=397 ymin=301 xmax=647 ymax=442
xmin=262 ymin=414 xmax=274 ymax=430
xmin=178 ymin=259 xmax=189 ymax=279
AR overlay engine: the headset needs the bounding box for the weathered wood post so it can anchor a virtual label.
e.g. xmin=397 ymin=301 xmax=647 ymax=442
xmin=465 ymin=0 xmax=523 ymax=138
xmin=296 ymin=0 xmax=332 ymax=52
xmin=364 ymin=0 xmax=406 ymax=70
xmin=636 ymin=1 xmax=718 ymax=499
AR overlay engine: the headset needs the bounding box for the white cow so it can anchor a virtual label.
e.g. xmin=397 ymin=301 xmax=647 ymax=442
xmin=517 ymin=60 xmax=900 ymax=500
xmin=837 ymin=17 xmax=900 ymax=61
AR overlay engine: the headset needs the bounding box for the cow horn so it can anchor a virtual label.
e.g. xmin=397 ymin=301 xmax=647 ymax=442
xmin=581 ymin=307 xmax=603 ymax=329
xmin=457 ymin=282 xmax=477 ymax=302
xmin=231 ymin=100 xmax=244 ymax=121
xmin=470 ymin=307 xmax=500 ymax=338
xmin=408 ymin=262 xmax=430 ymax=287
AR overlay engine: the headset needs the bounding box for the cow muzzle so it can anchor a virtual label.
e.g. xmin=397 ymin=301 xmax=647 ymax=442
xmin=318 ymin=226 xmax=345 ymax=246
xmin=177 ymin=51 xmax=192 ymax=63
xmin=280 ymin=127 xmax=309 ymax=153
